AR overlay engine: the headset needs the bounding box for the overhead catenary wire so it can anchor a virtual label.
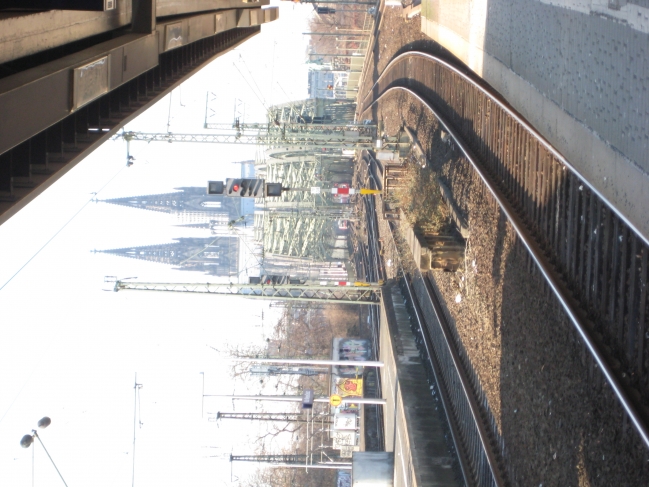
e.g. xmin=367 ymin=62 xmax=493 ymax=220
xmin=238 ymin=54 xmax=268 ymax=109
xmin=270 ymin=41 xmax=276 ymax=107
xmin=166 ymin=91 xmax=173 ymax=132
xmin=132 ymin=375 xmax=143 ymax=487
xmin=232 ymin=61 xmax=269 ymax=113
xmin=0 ymin=163 xmax=128 ymax=292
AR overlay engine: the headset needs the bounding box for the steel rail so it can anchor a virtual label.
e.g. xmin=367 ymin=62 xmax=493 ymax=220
xmin=399 ymin=273 xmax=477 ymax=487
xmin=360 ymin=51 xmax=649 ymax=249
xmin=361 ymin=146 xmax=498 ymax=484
xmin=361 ymin=83 xmax=649 ymax=450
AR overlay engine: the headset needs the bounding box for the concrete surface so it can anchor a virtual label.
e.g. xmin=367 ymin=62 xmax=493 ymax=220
xmin=421 ymin=0 xmax=649 ymax=241
xmin=379 ymin=283 xmax=462 ymax=487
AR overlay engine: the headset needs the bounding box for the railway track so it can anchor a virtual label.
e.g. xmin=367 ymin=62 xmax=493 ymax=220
xmin=402 ymin=269 xmax=507 ymax=487
xmin=359 ymin=51 xmax=649 ymax=451
xmin=351 ymin=154 xmax=386 ymax=452
xmin=362 ymin=149 xmax=507 ymax=486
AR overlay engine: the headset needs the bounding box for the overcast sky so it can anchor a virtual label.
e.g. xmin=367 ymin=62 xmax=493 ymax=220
xmin=0 ymin=3 xmax=313 ymax=486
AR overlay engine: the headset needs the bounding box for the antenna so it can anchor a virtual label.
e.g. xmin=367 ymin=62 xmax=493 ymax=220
xmin=132 ymin=374 xmax=143 ymax=487
xmin=233 ymin=98 xmax=245 ymax=130
xmin=200 ymin=372 xmax=205 ymax=419
xmin=204 ymin=91 xmax=218 ymax=128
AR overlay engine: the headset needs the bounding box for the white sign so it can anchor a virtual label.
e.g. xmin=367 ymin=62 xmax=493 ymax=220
xmin=332 ymin=431 xmax=356 ymax=448
xmin=72 ymin=56 xmax=109 ymax=110
xmin=334 ymin=413 xmax=357 ymax=430
xmin=339 ymin=445 xmax=359 ymax=458
xmin=310 ymin=186 xmax=321 ymax=194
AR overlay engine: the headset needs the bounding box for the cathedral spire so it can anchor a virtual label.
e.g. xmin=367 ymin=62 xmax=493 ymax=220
xmin=98 ymin=187 xmax=242 ymax=223
xmin=96 ymin=237 xmax=240 ymax=277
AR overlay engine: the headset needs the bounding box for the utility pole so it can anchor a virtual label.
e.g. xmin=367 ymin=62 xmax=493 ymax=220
xmin=214 ymin=412 xmax=332 ymax=423
xmin=230 ymin=357 xmax=384 ymax=368
xmin=205 ymin=394 xmax=387 ymax=406
xmin=230 ymin=454 xmax=347 ymax=464
xmin=120 ymin=124 xmax=390 ymax=151
xmin=105 ymin=277 xmax=381 ymax=304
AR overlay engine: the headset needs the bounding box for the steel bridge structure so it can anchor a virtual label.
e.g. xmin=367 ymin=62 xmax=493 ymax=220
xmin=106 ymin=277 xmax=381 ymax=303
xmin=205 ymin=97 xmax=359 ymax=127
xmin=121 ymin=105 xmax=381 ymax=270
xmin=121 ymin=122 xmax=378 ymax=151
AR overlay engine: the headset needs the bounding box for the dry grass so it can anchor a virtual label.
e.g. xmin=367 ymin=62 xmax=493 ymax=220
xmin=390 ymin=158 xmax=449 ymax=232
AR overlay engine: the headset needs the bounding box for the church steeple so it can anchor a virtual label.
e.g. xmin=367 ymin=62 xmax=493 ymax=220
xmin=96 ymin=237 xmax=240 ymax=277
xmin=99 ymin=187 xmax=242 ymax=223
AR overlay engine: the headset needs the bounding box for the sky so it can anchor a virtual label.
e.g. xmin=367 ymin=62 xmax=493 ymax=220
xmin=0 ymin=3 xmax=314 ymax=486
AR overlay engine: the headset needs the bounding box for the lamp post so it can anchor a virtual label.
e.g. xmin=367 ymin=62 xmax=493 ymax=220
xmin=20 ymin=417 xmax=70 ymax=487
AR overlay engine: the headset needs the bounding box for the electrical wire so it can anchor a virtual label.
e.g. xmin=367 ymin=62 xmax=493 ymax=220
xmin=275 ymin=82 xmax=305 ymax=121
xmin=236 ymin=229 xmax=265 ymax=277
xmin=238 ymin=55 xmax=268 ymax=111
xmin=232 ymin=62 xmax=268 ymax=113
xmin=0 ymin=163 xmax=128 ymax=292
xmin=0 ymin=366 xmax=37 ymax=426
xmin=270 ymin=41 xmax=277 ymax=107
xmin=166 ymin=91 xmax=173 ymax=132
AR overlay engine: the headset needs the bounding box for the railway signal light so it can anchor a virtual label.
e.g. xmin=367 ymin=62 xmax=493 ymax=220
xmin=225 ymin=178 xmax=265 ymax=198
xmin=265 ymin=182 xmax=283 ymax=197
xmin=226 ymin=178 xmax=243 ymax=196
xmin=207 ymin=181 xmax=224 ymax=194
xmin=208 ymin=179 xmax=285 ymax=198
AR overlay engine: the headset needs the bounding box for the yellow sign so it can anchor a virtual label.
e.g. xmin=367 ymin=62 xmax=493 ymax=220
xmin=360 ymin=188 xmax=381 ymax=195
xmin=330 ymin=394 xmax=343 ymax=407
xmin=336 ymin=378 xmax=364 ymax=397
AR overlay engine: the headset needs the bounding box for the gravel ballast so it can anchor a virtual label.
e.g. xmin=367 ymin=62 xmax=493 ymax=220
xmin=358 ymin=8 xmax=649 ymax=486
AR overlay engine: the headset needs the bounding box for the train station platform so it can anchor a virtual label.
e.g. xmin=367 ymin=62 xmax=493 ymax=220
xmin=420 ymin=0 xmax=649 ymax=240
xmin=378 ymin=281 xmax=462 ymax=487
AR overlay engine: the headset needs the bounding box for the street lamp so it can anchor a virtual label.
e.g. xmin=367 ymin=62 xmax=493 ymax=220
xmin=20 ymin=417 xmax=69 ymax=487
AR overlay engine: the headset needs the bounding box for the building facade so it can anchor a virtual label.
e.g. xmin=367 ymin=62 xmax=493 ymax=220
xmin=98 ymin=237 xmax=240 ymax=277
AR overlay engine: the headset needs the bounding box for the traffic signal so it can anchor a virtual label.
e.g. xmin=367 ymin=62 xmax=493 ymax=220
xmin=225 ymin=178 xmax=242 ymax=196
xmin=209 ymin=179 xmax=283 ymax=197
xmin=225 ymin=178 xmax=265 ymax=197
xmin=207 ymin=181 xmax=224 ymax=194
xmin=265 ymin=183 xmax=283 ymax=197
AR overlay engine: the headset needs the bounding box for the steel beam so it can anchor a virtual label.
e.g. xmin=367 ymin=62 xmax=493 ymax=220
xmin=123 ymin=130 xmax=377 ymax=150
xmin=0 ymin=4 xmax=130 ymax=65
xmin=107 ymin=278 xmax=381 ymax=303
xmin=0 ymin=0 xmax=281 ymax=225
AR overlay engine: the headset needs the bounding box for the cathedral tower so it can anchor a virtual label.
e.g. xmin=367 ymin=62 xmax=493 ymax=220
xmin=96 ymin=237 xmax=240 ymax=277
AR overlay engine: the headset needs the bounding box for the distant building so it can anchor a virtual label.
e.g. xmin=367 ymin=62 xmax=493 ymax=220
xmin=97 ymin=186 xmax=249 ymax=276
xmin=268 ymin=98 xmax=357 ymax=124
xmin=308 ymin=69 xmax=350 ymax=99
xmin=97 ymin=237 xmax=240 ymax=277
xmin=100 ymin=186 xmax=242 ymax=225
